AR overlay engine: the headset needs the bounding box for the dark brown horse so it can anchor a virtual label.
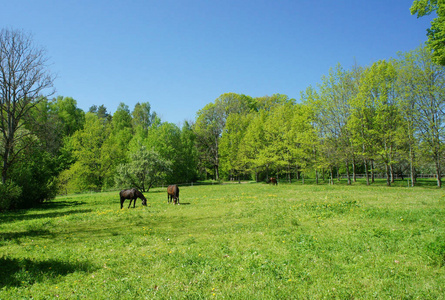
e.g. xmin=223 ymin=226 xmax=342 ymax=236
xmin=120 ymin=188 xmax=147 ymax=209
xmin=167 ymin=185 xmax=180 ymax=205
xmin=269 ymin=177 xmax=278 ymax=185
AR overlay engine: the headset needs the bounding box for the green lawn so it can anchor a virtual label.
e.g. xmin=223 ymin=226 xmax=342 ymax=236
xmin=1 ymin=182 xmax=444 ymax=299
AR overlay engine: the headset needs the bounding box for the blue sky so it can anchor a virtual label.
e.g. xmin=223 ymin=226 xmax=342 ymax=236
xmin=1 ymin=0 xmax=434 ymax=124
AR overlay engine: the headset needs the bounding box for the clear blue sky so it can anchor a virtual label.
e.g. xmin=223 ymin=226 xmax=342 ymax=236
xmin=1 ymin=0 xmax=434 ymax=124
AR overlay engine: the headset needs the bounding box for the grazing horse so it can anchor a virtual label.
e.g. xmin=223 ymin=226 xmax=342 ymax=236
xmin=167 ymin=185 xmax=180 ymax=205
xmin=120 ymin=188 xmax=147 ymax=209
xmin=269 ymin=177 xmax=278 ymax=185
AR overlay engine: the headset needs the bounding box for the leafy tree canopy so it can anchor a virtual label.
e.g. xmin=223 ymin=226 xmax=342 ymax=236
xmin=411 ymin=0 xmax=445 ymax=65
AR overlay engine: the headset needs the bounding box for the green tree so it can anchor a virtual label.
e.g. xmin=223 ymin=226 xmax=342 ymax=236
xmin=178 ymin=121 xmax=199 ymax=183
xmin=313 ymin=65 xmax=356 ymax=184
xmin=348 ymin=66 xmax=377 ymax=186
xmin=290 ymin=103 xmax=318 ymax=184
xmin=398 ymin=46 xmax=445 ymax=187
xmin=132 ymin=102 xmax=157 ymax=134
xmin=145 ymin=122 xmax=183 ymax=183
xmin=219 ymin=113 xmax=253 ymax=181
xmin=194 ymin=93 xmax=253 ymax=180
xmin=50 ymin=96 xmax=85 ymax=136
xmin=362 ymin=60 xmax=401 ymax=186
xmin=115 ymin=147 xmax=172 ymax=192
xmin=65 ymin=112 xmax=110 ymax=192
xmin=238 ymin=112 xmax=267 ymax=181
xmin=261 ymin=101 xmax=297 ymax=181
xmin=411 ymin=0 xmax=445 ymax=65
xmin=100 ymin=103 xmax=133 ymax=188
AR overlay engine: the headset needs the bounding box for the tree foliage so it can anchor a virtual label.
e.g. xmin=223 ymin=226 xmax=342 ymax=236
xmin=411 ymin=0 xmax=445 ymax=65
xmin=115 ymin=147 xmax=172 ymax=192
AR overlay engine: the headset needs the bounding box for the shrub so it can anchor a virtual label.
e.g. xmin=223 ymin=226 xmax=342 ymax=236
xmin=0 ymin=182 xmax=22 ymax=211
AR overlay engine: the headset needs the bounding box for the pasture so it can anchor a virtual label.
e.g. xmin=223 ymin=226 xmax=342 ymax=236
xmin=1 ymin=182 xmax=444 ymax=299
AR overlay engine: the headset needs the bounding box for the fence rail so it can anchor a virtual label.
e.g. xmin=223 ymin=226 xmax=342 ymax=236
xmin=340 ymin=174 xmax=438 ymax=179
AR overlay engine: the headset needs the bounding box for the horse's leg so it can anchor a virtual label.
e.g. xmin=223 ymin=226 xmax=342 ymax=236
xmin=133 ymin=197 xmax=136 ymax=208
xmin=120 ymin=197 xmax=124 ymax=209
xmin=128 ymin=199 xmax=132 ymax=208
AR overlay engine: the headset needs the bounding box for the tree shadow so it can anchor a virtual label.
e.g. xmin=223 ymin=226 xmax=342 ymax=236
xmin=0 ymin=256 xmax=94 ymax=287
xmin=0 ymin=208 xmax=92 ymax=223
xmin=40 ymin=200 xmax=86 ymax=209
xmin=0 ymin=229 xmax=53 ymax=242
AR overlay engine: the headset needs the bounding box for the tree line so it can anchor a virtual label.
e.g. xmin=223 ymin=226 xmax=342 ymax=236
xmin=1 ymin=27 xmax=444 ymax=210
xmin=197 ymin=46 xmax=445 ymax=188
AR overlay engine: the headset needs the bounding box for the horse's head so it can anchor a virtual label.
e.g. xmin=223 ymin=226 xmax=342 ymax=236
xmin=141 ymin=197 xmax=147 ymax=206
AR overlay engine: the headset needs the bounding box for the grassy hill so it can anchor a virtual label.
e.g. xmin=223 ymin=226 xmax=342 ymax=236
xmin=1 ymin=182 xmax=444 ymax=299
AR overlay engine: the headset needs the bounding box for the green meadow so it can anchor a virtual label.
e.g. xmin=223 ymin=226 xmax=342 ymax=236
xmin=1 ymin=182 xmax=444 ymax=299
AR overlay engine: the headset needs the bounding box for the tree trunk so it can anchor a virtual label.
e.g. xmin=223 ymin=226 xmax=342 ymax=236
xmin=435 ymin=159 xmax=442 ymax=188
xmin=364 ymin=159 xmax=370 ymax=186
xmin=385 ymin=163 xmax=391 ymax=186
xmin=409 ymin=146 xmax=415 ymax=187
xmin=330 ymin=166 xmax=334 ymax=185
xmin=390 ymin=164 xmax=394 ymax=184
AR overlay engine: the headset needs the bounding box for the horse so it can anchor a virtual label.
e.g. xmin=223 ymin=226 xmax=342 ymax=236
xmin=119 ymin=188 xmax=147 ymax=209
xmin=269 ymin=177 xmax=278 ymax=185
xmin=167 ymin=185 xmax=180 ymax=205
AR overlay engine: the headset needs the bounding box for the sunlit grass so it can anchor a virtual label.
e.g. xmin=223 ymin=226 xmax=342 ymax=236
xmin=1 ymin=183 xmax=444 ymax=298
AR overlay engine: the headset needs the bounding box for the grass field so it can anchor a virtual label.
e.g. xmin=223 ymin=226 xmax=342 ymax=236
xmin=1 ymin=181 xmax=444 ymax=299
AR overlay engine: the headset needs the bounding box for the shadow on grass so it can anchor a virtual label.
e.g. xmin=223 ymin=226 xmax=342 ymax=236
xmin=0 ymin=208 xmax=92 ymax=223
xmin=0 ymin=256 xmax=94 ymax=288
xmin=0 ymin=229 xmax=54 ymax=242
xmin=41 ymin=200 xmax=86 ymax=209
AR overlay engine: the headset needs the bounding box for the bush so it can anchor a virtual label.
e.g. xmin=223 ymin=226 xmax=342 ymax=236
xmin=0 ymin=182 xmax=22 ymax=211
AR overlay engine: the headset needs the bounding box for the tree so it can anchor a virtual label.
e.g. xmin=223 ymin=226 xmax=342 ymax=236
xmin=238 ymin=111 xmax=268 ymax=181
xmin=360 ymin=60 xmax=401 ymax=186
xmin=398 ymin=46 xmax=445 ymax=187
xmin=178 ymin=121 xmax=199 ymax=183
xmin=194 ymin=93 xmax=253 ymax=180
xmin=0 ymin=28 xmax=55 ymax=184
xmin=66 ymin=112 xmax=110 ymax=192
xmin=219 ymin=113 xmax=253 ymax=181
xmin=115 ymin=147 xmax=172 ymax=192
xmin=411 ymin=0 xmax=445 ymax=65
xmin=132 ymin=102 xmax=157 ymax=133
xmin=313 ymin=65 xmax=356 ymax=184
xmin=262 ymin=101 xmax=296 ymax=181
xmin=100 ymin=103 xmax=133 ymax=188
